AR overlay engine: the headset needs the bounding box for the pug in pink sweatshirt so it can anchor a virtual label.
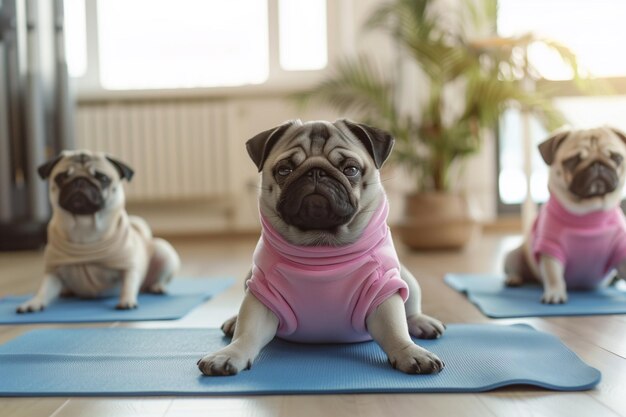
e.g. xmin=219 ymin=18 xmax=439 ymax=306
xmin=198 ymin=120 xmax=445 ymax=376
xmin=505 ymin=127 xmax=626 ymax=303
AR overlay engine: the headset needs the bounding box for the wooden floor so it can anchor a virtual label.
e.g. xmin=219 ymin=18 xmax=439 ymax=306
xmin=1 ymin=232 xmax=625 ymax=417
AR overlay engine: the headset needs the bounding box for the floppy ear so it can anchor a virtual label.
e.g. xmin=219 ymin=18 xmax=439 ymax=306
xmin=246 ymin=120 xmax=299 ymax=172
xmin=105 ymin=156 xmax=134 ymax=181
xmin=37 ymin=154 xmax=64 ymax=179
xmin=609 ymin=127 xmax=626 ymax=145
xmin=538 ymin=130 xmax=570 ymax=165
xmin=340 ymin=119 xmax=395 ymax=169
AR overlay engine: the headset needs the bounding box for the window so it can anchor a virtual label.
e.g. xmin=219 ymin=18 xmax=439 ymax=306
xmin=497 ymin=0 xmax=626 ymax=210
xmin=64 ymin=0 xmax=87 ymax=78
xmin=498 ymin=0 xmax=626 ymax=79
xmin=64 ymin=0 xmax=329 ymax=92
xmin=498 ymin=109 xmax=549 ymax=205
xmin=278 ymin=0 xmax=327 ymax=71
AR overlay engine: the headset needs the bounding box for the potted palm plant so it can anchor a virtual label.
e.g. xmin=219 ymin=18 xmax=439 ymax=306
xmin=297 ymin=0 xmax=582 ymax=249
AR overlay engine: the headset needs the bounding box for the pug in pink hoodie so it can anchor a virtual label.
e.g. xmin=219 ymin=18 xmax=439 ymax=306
xmin=198 ymin=120 xmax=445 ymax=376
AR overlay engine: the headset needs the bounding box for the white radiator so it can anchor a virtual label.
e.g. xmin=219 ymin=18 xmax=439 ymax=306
xmin=75 ymin=100 xmax=233 ymax=202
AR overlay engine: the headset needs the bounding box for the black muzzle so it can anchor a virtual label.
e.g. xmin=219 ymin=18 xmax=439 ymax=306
xmin=277 ymin=168 xmax=356 ymax=231
xmin=58 ymin=177 xmax=104 ymax=215
xmin=569 ymin=161 xmax=619 ymax=199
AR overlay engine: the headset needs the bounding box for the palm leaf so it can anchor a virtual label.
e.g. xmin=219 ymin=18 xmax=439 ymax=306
xmin=293 ymin=56 xmax=397 ymax=128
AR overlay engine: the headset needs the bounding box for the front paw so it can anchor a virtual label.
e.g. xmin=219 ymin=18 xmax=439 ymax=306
xmin=221 ymin=315 xmax=238 ymax=338
xmin=115 ymin=299 xmax=138 ymax=310
xmin=504 ymin=274 xmax=524 ymax=287
xmin=388 ymin=343 xmax=444 ymax=374
xmin=541 ymin=287 xmax=568 ymax=304
xmin=16 ymin=298 xmax=47 ymax=314
xmin=145 ymin=283 xmax=167 ymax=295
xmin=197 ymin=346 xmax=252 ymax=376
xmin=407 ymin=314 xmax=445 ymax=339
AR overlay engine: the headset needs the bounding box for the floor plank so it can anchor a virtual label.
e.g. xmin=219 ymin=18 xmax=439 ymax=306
xmin=0 ymin=399 xmax=69 ymax=417
xmin=163 ymin=397 xmax=282 ymax=417
xmin=52 ymin=399 xmax=174 ymax=417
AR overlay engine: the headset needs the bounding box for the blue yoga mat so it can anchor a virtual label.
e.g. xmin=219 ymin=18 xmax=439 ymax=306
xmin=445 ymin=273 xmax=626 ymax=318
xmin=0 ymin=324 xmax=600 ymax=396
xmin=0 ymin=277 xmax=234 ymax=324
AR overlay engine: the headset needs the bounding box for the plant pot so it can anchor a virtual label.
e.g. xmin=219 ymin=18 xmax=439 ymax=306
xmin=396 ymin=192 xmax=476 ymax=250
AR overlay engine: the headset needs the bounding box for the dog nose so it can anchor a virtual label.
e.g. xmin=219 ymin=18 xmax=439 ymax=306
xmin=307 ymin=168 xmax=327 ymax=180
xmin=590 ymin=161 xmax=609 ymax=173
xmin=71 ymin=177 xmax=92 ymax=189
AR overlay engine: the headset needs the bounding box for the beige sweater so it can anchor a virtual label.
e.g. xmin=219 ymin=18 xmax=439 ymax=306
xmin=44 ymin=213 xmax=148 ymax=273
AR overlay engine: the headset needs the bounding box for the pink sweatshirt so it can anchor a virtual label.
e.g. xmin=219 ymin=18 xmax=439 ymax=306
xmin=532 ymin=197 xmax=626 ymax=289
xmin=247 ymin=199 xmax=408 ymax=343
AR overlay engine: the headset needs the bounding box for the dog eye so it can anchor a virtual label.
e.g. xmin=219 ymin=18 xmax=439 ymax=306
xmin=276 ymin=166 xmax=292 ymax=176
xmin=53 ymin=171 xmax=69 ymax=186
xmin=94 ymin=171 xmax=111 ymax=186
xmin=343 ymin=166 xmax=360 ymax=177
xmin=562 ymin=154 xmax=582 ymax=172
xmin=610 ymin=152 xmax=623 ymax=165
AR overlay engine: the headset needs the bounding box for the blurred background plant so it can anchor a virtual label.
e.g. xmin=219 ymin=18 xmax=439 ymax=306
xmin=296 ymin=0 xmax=585 ymax=193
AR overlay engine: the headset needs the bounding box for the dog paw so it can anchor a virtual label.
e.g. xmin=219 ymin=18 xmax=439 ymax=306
xmin=115 ymin=300 xmax=138 ymax=310
xmin=388 ymin=344 xmax=444 ymax=374
xmin=16 ymin=299 xmax=46 ymax=314
xmin=407 ymin=314 xmax=445 ymax=339
xmin=504 ymin=274 xmax=524 ymax=287
xmin=221 ymin=315 xmax=237 ymax=338
xmin=145 ymin=284 xmax=167 ymax=295
xmin=197 ymin=347 xmax=252 ymax=376
xmin=541 ymin=288 xmax=568 ymax=304
xmin=59 ymin=288 xmax=75 ymax=298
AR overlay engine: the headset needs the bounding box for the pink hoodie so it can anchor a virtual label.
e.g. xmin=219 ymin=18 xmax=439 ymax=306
xmin=247 ymin=198 xmax=408 ymax=343
xmin=532 ymin=197 xmax=626 ymax=289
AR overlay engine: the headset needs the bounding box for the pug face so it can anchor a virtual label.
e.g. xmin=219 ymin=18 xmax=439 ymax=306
xmin=247 ymin=119 xmax=394 ymax=246
xmin=38 ymin=150 xmax=134 ymax=216
xmin=539 ymin=126 xmax=626 ymax=214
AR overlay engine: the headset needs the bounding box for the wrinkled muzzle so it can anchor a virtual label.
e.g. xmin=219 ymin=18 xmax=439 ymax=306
xmin=277 ymin=168 xmax=356 ymax=231
xmin=58 ymin=177 xmax=105 ymax=215
xmin=569 ymin=161 xmax=619 ymax=199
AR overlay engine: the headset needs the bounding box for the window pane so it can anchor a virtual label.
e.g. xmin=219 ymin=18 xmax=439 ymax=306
xmin=498 ymin=110 xmax=549 ymax=205
xmin=279 ymin=0 xmax=327 ymax=71
xmin=64 ymin=0 xmax=87 ymax=77
xmin=97 ymin=0 xmax=269 ymax=90
xmin=554 ymin=96 xmax=626 ymax=131
xmin=498 ymin=0 xmax=626 ymax=79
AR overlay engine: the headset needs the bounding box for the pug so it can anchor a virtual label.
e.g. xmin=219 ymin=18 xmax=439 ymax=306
xmin=504 ymin=126 xmax=626 ymax=304
xmin=16 ymin=150 xmax=180 ymax=313
xmin=198 ymin=119 xmax=445 ymax=376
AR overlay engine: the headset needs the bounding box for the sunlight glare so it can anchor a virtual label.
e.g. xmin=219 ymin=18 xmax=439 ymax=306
xmin=498 ymin=0 xmax=626 ymax=79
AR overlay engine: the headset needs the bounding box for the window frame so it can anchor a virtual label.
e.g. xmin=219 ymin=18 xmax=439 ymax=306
xmin=72 ymin=0 xmax=341 ymax=100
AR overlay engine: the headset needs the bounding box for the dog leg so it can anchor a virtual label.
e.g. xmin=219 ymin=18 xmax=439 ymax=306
xmin=16 ymin=274 xmax=63 ymax=313
xmin=616 ymin=259 xmax=626 ymax=281
xmin=198 ymin=291 xmax=278 ymax=376
xmin=144 ymin=238 xmax=180 ymax=294
xmin=116 ymin=269 xmax=143 ymax=309
xmin=399 ymin=266 xmax=445 ymax=339
xmin=504 ymin=245 xmax=526 ymax=286
xmin=220 ymin=269 xmax=252 ymax=337
xmin=367 ymin=293 xmax=444 ymax=374
xmin=59 ymin=287 xmax=75 ymax=298
xmin=539 ymin=254 xmax=568 ymax=304
xmin=221 ymin=315 xmax=238 ymax=338
xmin=504 ymin=243 xmax=542 ymax=287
